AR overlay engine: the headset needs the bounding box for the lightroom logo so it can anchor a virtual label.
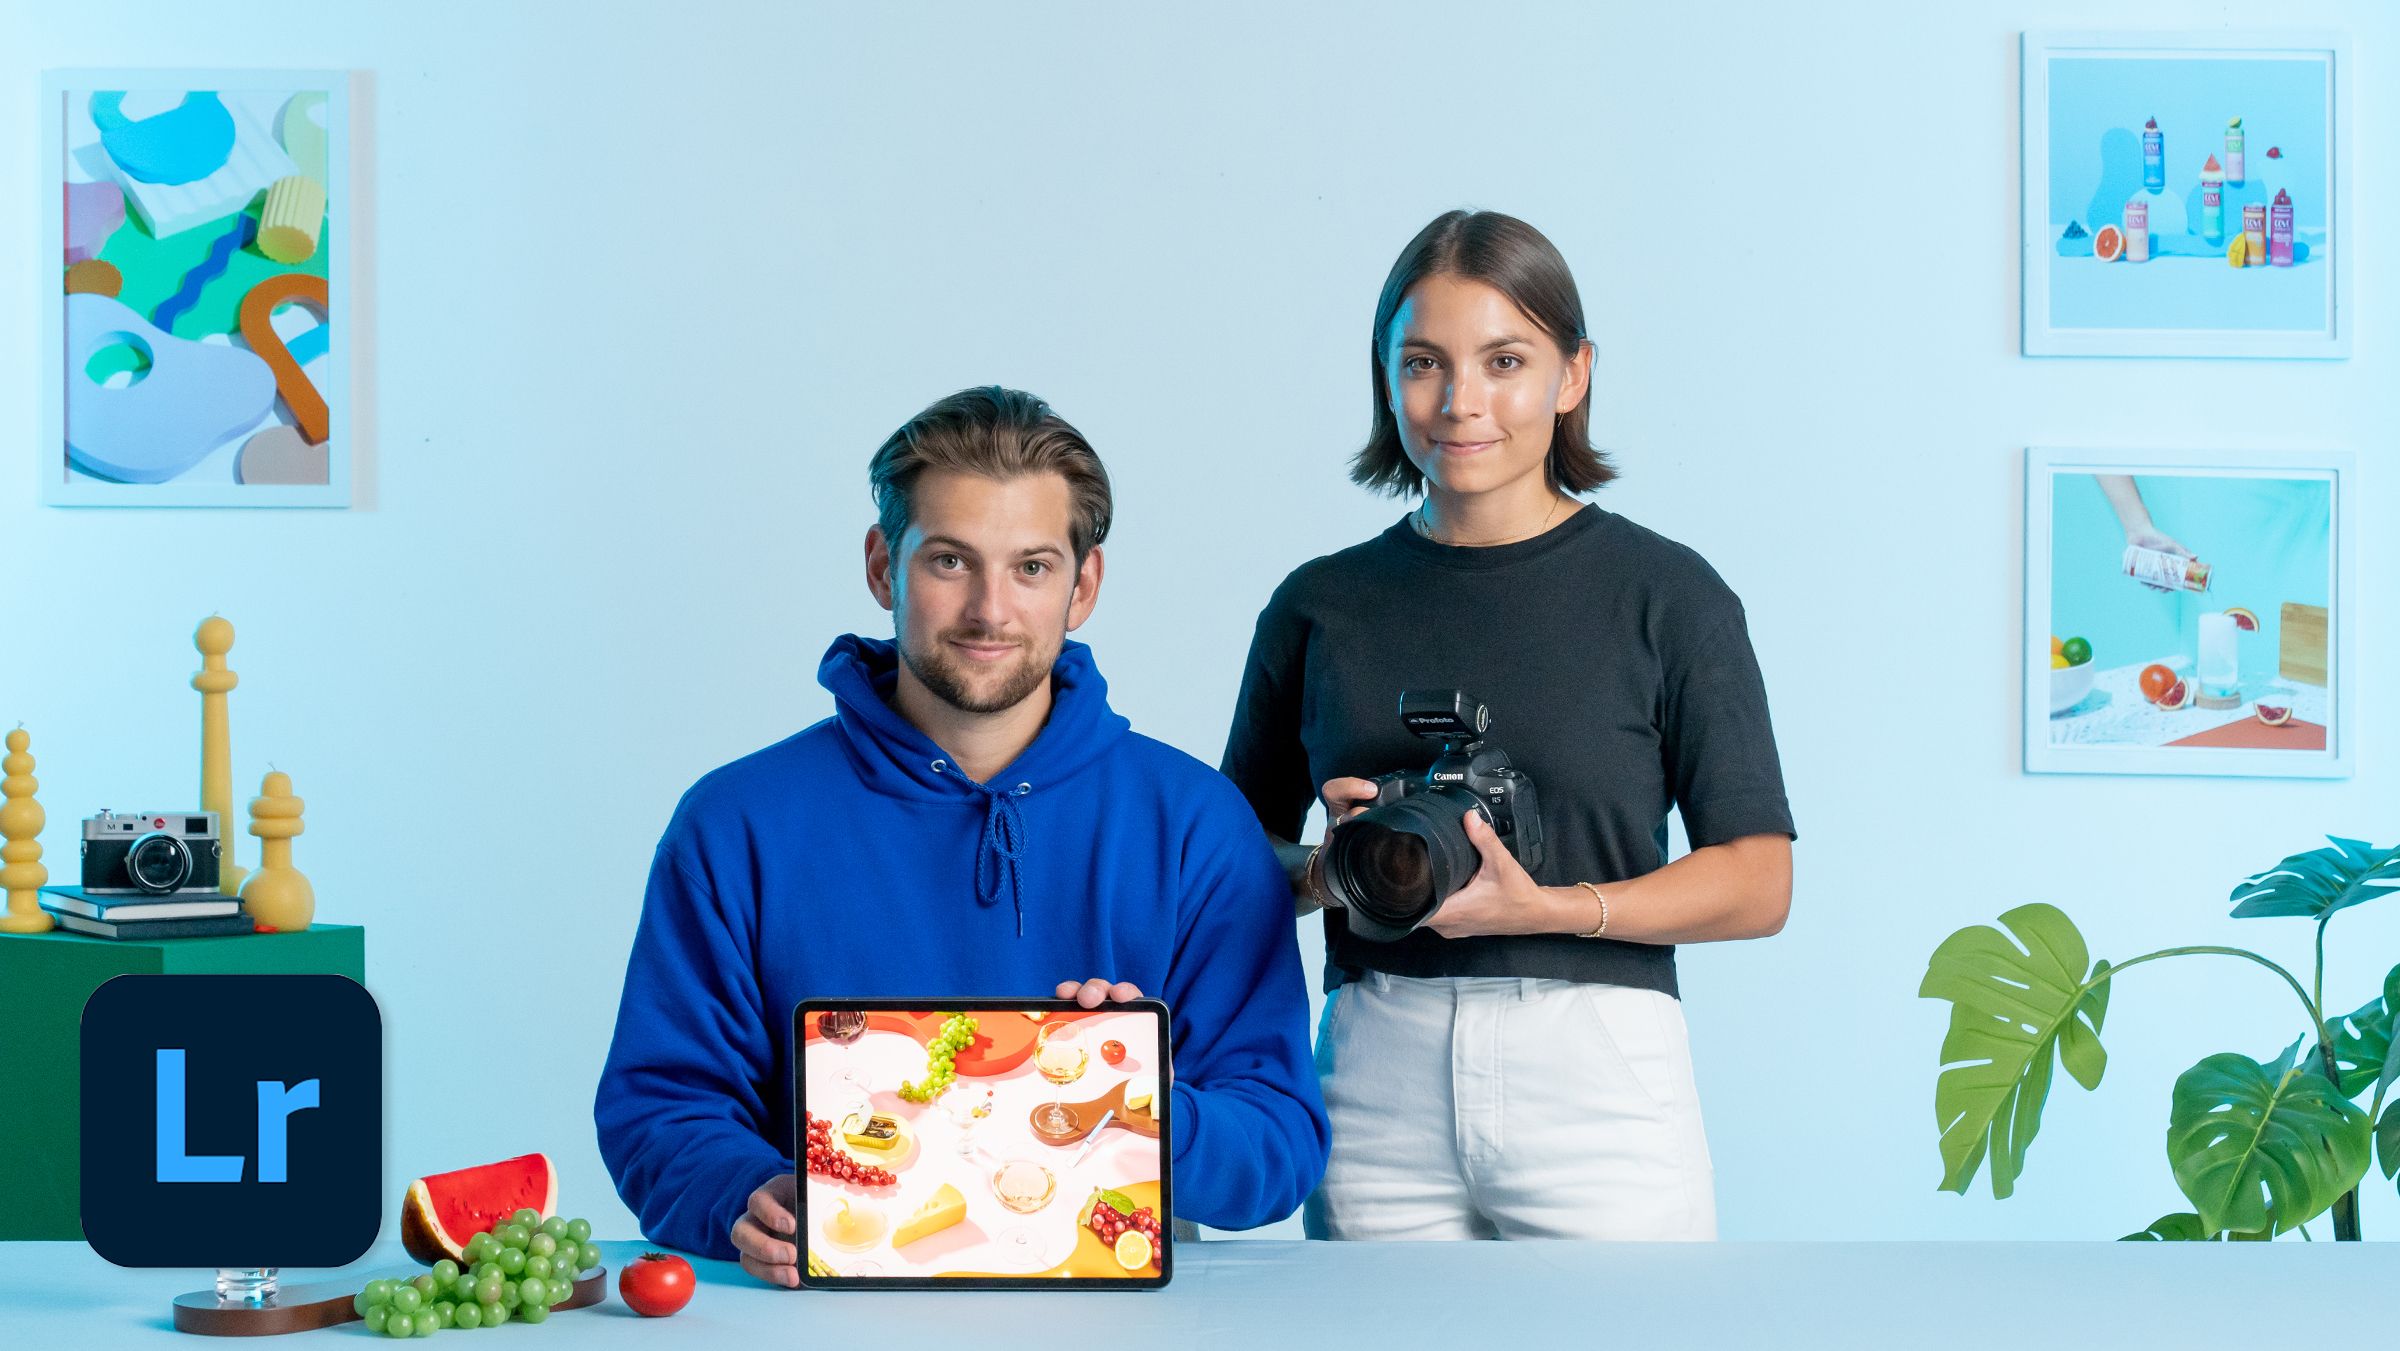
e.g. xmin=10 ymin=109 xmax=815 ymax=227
xmin=82 ymin=975 xmax=381 ymax=1267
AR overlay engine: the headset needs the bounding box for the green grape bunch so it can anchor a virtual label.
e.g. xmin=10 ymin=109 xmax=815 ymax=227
xmin=351 ymin=1210 xmax=603 ymax=1336
xmin=898 ymin=1013 xmax=979 ymax=1103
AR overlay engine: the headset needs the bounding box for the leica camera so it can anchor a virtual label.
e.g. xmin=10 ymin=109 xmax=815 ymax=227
xmin=81 ymin=809 xmax=223 ymax=895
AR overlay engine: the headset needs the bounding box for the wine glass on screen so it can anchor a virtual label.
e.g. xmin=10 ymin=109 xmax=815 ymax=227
xmin=1032 ymin=1021 xmax=1088 ymax=1138
xmin=818 ymin=1009 xmax=871 ymax=1124
xmin=940 ymin=1083 xmax=994 ymax=1156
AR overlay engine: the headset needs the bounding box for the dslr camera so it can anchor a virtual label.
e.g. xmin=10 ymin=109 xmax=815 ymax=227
xmin=1320 ymin=691 xmax=1544 ymax=942
xmin=82 ymin=810 xmax=223 ymax=895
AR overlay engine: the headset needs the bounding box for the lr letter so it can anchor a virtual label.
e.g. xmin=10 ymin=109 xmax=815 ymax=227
xmin=154 ymin=1049 xmax=243 ymax=1183
xmin=255 ymin=1077 xmax=320 ymax=1183
xmin=153 ymin=1048 xmax=322 ymax=1183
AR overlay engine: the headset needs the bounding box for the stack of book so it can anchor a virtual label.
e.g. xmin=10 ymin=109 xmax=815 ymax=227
xmin=37 ymin=886 xmax=256 ymax=940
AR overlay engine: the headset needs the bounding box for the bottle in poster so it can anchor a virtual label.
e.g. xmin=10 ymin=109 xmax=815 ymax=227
xmin=2242 ymin=203 xmax=2268 ymax=267
xmin=2122 ymin=196 xmax=2149 ymax=263
xmin=2141 ymin=117 xmax=2164 ymax=191
xmin=2122 ymin=545 xmax=2211 ymax=593
xmin=2224 ymin=116 xmax=2245 ymax=186
xmin=2198 ymin=156 xmax=2224 ymax=243
xmin=2269 ymin=189 xmax=2294 ymax=267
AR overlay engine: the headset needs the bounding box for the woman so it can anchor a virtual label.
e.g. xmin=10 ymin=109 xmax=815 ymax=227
xmin=1220 ymin=210 xmax=1795 ymax=1241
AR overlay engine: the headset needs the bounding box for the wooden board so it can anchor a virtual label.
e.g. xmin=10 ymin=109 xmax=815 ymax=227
xmin=1027 ymin=1079 xmax=1162 ymax=1144
xmin=170 ymin=1266 xmax=605 ymax=1336
xmin=2280 ymin=602 xmax=2328 ymax=686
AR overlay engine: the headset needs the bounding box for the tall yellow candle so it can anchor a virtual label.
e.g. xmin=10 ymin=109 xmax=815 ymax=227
xmin=194 ymin=616 xmax=247 ymax=896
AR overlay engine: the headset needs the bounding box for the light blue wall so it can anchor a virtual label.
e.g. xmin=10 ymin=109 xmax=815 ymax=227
xmin=4 ymin=1 xmax=2395 ymax=1247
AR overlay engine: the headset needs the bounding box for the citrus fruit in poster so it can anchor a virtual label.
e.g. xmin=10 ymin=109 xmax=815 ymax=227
xmin=2093 ymin=225 xmax=2124 ymax=261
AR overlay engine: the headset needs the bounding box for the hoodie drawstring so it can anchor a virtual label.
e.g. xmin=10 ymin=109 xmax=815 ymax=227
xmin=933 ymin=761 xmax=1033 ymax=936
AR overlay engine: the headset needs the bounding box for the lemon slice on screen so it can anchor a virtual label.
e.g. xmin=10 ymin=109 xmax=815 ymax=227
xmin=1114 ymin=1230 xmax=1153 ymax=1271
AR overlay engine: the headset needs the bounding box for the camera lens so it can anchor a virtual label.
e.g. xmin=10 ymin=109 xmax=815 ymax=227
xmin=1321 ymin=786 xmax=1487 ymax=942
xmin=1333 ymin=822 xmax=1434 ymax=921
xmin=126 ymin=832 xmax=194 ymax=894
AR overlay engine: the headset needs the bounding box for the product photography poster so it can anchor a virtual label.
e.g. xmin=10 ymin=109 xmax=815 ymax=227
xmin=2 ymin=3 xmax=2395 ymax=1348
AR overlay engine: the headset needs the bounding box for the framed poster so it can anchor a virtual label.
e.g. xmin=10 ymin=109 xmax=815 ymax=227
xmin=43 ymin=68 xmax=350 ymax=506
xmin=2021 ymin=31 xmax=2350 ymax=358
xmin=2026 ymin=447 xmax=2354 ymax=778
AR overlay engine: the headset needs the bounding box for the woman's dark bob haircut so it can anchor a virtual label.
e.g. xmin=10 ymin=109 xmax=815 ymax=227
xmin=1352 ymin=210 xmax=1617 ymax=498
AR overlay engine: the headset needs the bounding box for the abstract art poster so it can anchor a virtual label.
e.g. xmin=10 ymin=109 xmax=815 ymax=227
xmin=42 ymin=69 xmax=350 ymax=506
xmin=2021 ymin=32 xmax=2351 ymax=358
xmin=2025 ymin=448 xmax=2355 ymax=779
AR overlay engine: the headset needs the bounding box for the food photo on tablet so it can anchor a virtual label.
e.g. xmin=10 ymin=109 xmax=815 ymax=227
xmin=794 ymin=999 xmax=1171 ymax=1288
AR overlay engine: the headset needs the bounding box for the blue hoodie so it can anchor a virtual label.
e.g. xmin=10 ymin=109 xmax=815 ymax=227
xmin=596 ymin=635 xmax=1328 ymax=1259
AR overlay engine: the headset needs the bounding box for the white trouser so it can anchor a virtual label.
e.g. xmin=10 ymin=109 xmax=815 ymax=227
xmin=1303 ymin=972 xmax=1716 ymax=1241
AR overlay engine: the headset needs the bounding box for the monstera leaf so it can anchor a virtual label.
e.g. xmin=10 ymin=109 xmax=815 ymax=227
xmin=2228 ymin=837 xmax=2400 ymax=920
xmin=2121 ymin=1211 xmax=2217 ymax=1241
xmin=1920 ymin=903 xmax=2112 ymax=1197
xmin=2329 ymin=963 xmax=2400 ymax=1097
xmin=2167 ymin=1037 xmax=2373 ymax=1237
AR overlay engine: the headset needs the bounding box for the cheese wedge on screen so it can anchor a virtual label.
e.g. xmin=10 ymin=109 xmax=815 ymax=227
xmin=893 ymin=1184 xmax=965 ymax=1248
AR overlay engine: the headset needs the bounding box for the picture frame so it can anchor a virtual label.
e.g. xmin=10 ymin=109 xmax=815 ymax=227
xmin=2020 ymin=30 xmax=2351 ymax=359
xmin=2024 ymin=447 xmax=2355 ymax=779
xmin=41 ymin=68 xmax=351 ymax=507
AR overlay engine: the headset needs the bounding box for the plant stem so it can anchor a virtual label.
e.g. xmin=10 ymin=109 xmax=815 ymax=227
xmin=2307 ymin=915 xmax=2359 ymax=1243
xmin=2312 ymin=916 xmax=2328 ymax=1025
xmin=2087 ymin=946 xmax=2325 ymax=1036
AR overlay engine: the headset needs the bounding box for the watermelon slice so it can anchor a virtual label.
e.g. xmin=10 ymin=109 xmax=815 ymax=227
xmin=399 ymin=1152 xmax=559 ymax=1266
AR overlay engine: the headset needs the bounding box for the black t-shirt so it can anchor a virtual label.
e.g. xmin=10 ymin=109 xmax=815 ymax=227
xmin=1220 ymin=504 xmax=1796 ymax=997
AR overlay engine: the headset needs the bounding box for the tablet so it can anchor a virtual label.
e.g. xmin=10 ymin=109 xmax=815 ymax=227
xmin=793 ymin=998 xmax=1173 ymax=1290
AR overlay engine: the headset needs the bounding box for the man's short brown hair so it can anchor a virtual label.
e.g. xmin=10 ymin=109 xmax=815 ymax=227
xmin=868 ymin=386 xmax=1114 ymax=565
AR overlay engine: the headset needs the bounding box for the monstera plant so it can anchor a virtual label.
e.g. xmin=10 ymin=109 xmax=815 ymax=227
xmin=1920 ymin=836 xmax=2400 ymax=1241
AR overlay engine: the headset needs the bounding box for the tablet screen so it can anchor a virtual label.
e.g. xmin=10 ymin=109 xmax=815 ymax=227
xmin=794 ymin=1000 xmax=1171 ymax=1288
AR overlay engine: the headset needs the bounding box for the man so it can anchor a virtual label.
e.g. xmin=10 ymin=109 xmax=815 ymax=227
xmin=595 ymin=386 xmax=1328 ymax=1287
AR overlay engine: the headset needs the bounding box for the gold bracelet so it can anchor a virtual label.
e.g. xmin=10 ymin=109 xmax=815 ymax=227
xmin=1574 ymin=881 xmax=1610 ymax=938
xmin=1302 ymin=844 xmax=1336 ymax=910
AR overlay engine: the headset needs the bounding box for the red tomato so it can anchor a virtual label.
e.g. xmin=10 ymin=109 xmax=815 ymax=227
xmin=619 ymin=1252 xmax=695 ymax=1317
xmin=1101 ymin=1040 xmax=1126 ymax=1066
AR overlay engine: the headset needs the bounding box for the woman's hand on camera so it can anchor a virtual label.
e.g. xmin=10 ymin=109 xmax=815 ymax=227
xmin=1318 ymin=777 xmax=1381 ymax=827
xmin=1423 ymin=810 xmax=1575 ymax=939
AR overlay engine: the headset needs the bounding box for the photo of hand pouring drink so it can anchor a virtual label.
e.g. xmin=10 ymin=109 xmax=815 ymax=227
xmin=1307 ymin=691 xmax=1545 ymax=941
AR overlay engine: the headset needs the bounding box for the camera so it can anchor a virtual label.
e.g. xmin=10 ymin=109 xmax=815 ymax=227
xmin=82 ymin=810 xmax=223 ymax=895
xmin=1320 ymin=691 xmax=1544 ymax=942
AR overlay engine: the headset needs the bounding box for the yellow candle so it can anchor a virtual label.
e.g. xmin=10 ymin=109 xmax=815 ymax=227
xmin=0 ymin=727 xmax=52 ymax=933
xmin=193 ymin=617 xmax=246 ymax=896
xmin=237 ymin=769 xmax=313 ymax=932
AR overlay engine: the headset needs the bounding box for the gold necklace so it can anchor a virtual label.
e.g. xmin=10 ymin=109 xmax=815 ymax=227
xmin=1415 ymin=493 xmax=1565 ymax=547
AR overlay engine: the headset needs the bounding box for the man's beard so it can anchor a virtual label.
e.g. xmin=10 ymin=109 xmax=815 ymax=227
xmin=899 ymin=624 xmax=1055 ymax=715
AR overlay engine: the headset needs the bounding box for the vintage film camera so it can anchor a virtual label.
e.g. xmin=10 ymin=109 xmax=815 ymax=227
xmin=82 ymin=810 xmax=223 ymax=895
